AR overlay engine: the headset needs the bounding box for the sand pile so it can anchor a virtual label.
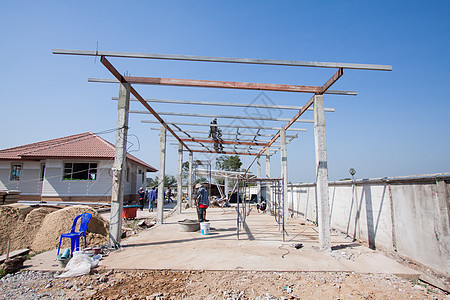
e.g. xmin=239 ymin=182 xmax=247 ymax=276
xmin=0 ymin=204 xmax=109 ymax=255
xmin=31 ymin=205 xmax=109 ymax=252
xmin=0 ymin=205 xmax=55 ymax=254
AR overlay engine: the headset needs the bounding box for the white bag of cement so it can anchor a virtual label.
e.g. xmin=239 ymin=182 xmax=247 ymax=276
xmin=57 ymin=252 xmax=99 ymax=277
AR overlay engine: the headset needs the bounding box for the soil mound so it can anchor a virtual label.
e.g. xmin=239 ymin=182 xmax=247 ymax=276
xmin=0 ymin=204 xmax=109 ymax=255
xmin=31 ymin=205 xmax=109 ymax=252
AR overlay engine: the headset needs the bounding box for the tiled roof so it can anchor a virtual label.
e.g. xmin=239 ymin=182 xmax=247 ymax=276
xmin=0 ymin=132 xmax=157 ymax=172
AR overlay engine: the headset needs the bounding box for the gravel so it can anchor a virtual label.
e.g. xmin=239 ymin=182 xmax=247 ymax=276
xmin=0 ymin=270 xmax=62 ymax=300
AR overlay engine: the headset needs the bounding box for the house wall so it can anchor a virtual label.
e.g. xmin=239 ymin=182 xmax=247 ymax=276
xmin=42 ymin=159 xmax=113 ymax=198
xmin=0 ymin=161 xmax=43 ymax=195
xmin=1 ymin=159 xmax=149 ymax=203
xmin=287 ymin=175 xmax=450 ymax=277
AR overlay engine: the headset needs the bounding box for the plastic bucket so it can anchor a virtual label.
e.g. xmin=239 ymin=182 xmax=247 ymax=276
xmin=58 ymin=257 xmax=70 ymax=268
xmin=200 ymin=222 xmax=210 ymax=235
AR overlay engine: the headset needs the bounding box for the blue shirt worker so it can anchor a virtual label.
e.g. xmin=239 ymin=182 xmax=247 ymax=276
xmin=148 ymin=187 xmax=157 ymax=212
xmin=138 ymin=187 xmax=145 ymax=210
xmin=196 ymin=183 xmax=210 ymax=222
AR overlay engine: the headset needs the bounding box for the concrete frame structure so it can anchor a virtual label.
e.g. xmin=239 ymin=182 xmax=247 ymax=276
xmin=54 ymin=48 xmax=391 ymax=249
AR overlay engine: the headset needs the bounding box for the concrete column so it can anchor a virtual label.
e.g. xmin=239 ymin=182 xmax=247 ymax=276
xmin=177 ymin=142 xmax=183 ymax=214
xmin=257 ymin=156 xmax=261 ymax=203
xmin=225 ymin=176 xmax=229 ymax=199
xmin=157 ymin=123 xmax=167 ymax=224
xmin=109 ymin=82 xmax=130 ymax=248
xmin=280 ymin=128 xmax=289 ymax=224
xmin=436 ymin=179 xmax=450 ymax=276
xmin=314 ymin=94 xmax=331 ymax=251
xmin=265 ymin=147 xmax=271 ymax=213
xmin=188 ymin=152 xmax=193 ymax=208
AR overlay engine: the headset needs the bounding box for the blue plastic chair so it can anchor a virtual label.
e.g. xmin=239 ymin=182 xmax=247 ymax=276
xmin=57 ymin=213 xmax=92 ymax=256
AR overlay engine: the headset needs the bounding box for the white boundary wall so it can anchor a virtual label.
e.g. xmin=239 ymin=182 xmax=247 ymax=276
xmin=288 ymin=173 xmax=450 ymax=277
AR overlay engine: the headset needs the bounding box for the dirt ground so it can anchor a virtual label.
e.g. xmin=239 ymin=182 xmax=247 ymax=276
xmin=3 ymin=204 xmax=447 ymax=299
xmin=40 ymin=268 xmax=448 ymax=299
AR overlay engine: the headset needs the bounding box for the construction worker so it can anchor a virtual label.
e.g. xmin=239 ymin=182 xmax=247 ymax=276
xmin=195 ymin=183 xmax=210 ymax=222
xmin=209 ymin=118 xmax=218 ymax=139
xmin=209 ymin=118 xmax=224 ymax=152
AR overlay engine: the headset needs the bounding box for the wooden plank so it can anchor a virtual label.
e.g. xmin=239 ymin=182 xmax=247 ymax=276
xmin=0 ymin=248 xmax=30 ymax=264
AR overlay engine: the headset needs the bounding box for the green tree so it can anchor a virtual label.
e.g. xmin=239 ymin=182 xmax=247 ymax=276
xmin=147 ymin=175 xmax=177 ymax=187
xmin=215 ymin=155 xmax=242 ymax=171
xmin=182 ymin=161 xmax=199 ymax=179
xmin=194 ymin=177 xmax=208 ymax=184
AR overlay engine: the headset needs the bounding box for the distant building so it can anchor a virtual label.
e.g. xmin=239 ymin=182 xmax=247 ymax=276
xmin=0 ymin=132 xmax=157 ymax=203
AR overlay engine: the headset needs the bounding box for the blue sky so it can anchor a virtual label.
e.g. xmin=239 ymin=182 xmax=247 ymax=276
xmin=1 ymin=1 xmax=449 ymax=182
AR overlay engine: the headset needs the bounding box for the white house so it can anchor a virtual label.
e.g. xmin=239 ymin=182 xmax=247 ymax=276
xmin=0 ymin=132 xmax=157 ymax=203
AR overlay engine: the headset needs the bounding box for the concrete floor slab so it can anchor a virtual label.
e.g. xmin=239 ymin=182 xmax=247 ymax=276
xmin=26 ymin=206 xmax=420 ymax=277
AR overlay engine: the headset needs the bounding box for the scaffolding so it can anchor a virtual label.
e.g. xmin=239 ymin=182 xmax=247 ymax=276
xmin=236 ymin=177 xmax=286 ymax=241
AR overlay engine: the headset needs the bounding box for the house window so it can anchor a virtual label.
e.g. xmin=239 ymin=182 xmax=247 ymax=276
xmin=138 ymin=169 xmax=145 ymax=183
xmin=126 ymin=167 xmax=130 ymax=182
xmin=10 ymin=164 xmax=22 ymax=181
xmin=63 ymin=162 xmax=97 ymax=180
xmin=40 ymin=164 xmax=46 ymax=181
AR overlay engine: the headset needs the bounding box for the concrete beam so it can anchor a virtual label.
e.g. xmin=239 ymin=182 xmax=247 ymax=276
xmin=54 ymin=49 xmax=392 ymax=70
xmin=130 ymin=110 xmax=314 ymax=123
xmin=154 ymin=128 xmax=298 ymax=138
xmin=114 ymin=97 xmax=340 ymax=110
xmin=190 ymin=149 xmax=259 ymax=156
xmin=142 ymin=120 xmax=307 ymax=132
xmin=180 ymin=138 xmax=269 ymax=147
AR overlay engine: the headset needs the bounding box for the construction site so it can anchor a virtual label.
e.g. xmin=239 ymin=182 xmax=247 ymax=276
xmin=0 ymin=46 xmax=448 ymax=300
